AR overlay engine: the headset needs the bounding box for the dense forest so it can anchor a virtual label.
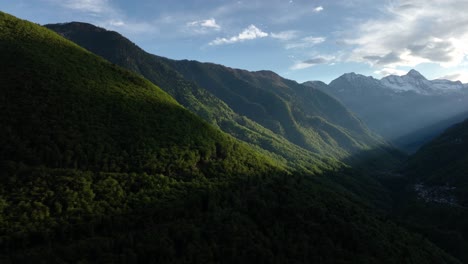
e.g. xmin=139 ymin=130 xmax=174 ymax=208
xmin=45 ymin=22 xmax=402 ymax=172
xmin=0 ymin=11 xmax=466 ymax=263
xmin=388 ymin=118 xmax=468 ymax=261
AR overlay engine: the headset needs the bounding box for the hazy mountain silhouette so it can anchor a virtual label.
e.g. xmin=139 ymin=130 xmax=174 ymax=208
xmin=305 ymin=70 xmax=468 ymax=151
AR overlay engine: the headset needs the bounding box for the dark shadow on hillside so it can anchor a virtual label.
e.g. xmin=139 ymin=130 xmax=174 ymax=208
xmin=338 ymin=142 xmax=468 ymax=264
xmin=342 ymin=145 xmax=407 ymax=172
xmin=2 ymin=162 xmax=460 ymax=263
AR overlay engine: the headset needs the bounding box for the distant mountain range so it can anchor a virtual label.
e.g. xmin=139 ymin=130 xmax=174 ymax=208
xmin=381 ymin=69 xmax=467 ymax=95
xmin=305 ymin=70 xmax=468 ymax=152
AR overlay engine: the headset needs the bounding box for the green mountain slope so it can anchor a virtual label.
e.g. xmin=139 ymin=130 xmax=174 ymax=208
xmin=45 ymin=22 xmax=339 ymax=173
xmin=45 ymin=22 xmax=401 ymax=170
xmin=406 ymin=119 xmax=468 ymax=205
xmin=0 ymin=12 xmax=459 ymax=263
xmin=384 ymin=119 xmax=468 ymax=262
xmin=0 ymin=16 xmax=277 ymax=179
xmin=43 ymin=23 xmax=404 ymax=207
xmin=164 ymin=60 xmax=385 ymax=157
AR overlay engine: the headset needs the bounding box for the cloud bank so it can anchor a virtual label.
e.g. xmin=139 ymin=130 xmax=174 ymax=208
xmin=270 ymin=30 xmax=298 ymax=40
xmin=313 ymin=6 xmax=324 ymax=12
xmin=57 ymin=0 xmax=111 ymax=14
xmin=291 ymin=56 xmax=332 ymax=70
xmin=285 ymin=36 xmax=326 ymax=49
xmin=188 ymin=18 xmax=221 ymax=30
xmin=345 ymin=0 xmax=468 ymax=72
xmin=209 ymin=25 xmax=268 ymax=45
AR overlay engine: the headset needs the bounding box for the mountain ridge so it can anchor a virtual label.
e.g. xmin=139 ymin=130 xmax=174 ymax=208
xmin=325 ymin=69 xmax=467 ymax=95
xmin=0 ymin=13 xmax=281 ymax=178
xmin=381 ymin=69 xmax=466 ymax=95
xmin=307 ymin=70 xmax=468 ymax=151
xmin=46 ymin=21 xmax=401 ymax=170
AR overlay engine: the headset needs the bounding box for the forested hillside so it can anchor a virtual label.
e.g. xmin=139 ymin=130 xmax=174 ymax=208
xmin=46 ymin=22 xmax=401 ymax=171
xmin=406 ymin=119 xmax=468 ymax=205
xmin=382 ymin=118 xmax=468 ymax=263
xmin=0 ymin=12 xmax=460 ymax=263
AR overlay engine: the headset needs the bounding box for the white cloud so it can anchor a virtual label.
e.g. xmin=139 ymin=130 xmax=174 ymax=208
xmin=188 ymin=18 xmax=221 ymax=30
xmin=285 ymin=36 xmax=326 ymax=49
xmin=291 ymin=56 xmax=333 ymax=70
xmin=291 ymin=62 xmax=315 ymax=70
xmin=313 ymin=6 xmax=324 ymax=12
xmin=270 ymin=30 xmax=298 ymax=40
xmin=108 ymin=20 xmax=125 ymax=27
xmin=437 ymin=72 xmax=468 ymax=83
xmin=58 ymin=0 xmax=111 ymax=14
xmin=374 ymin=67 xmax=407 ymax=77
xmin=344 ymin=0 xmax=468 ymax=69
xmin=209 ymin=25 xmax=268 ymax=45
xmin=102 ymin=20 xmax=155 ymax=34
xmin=52 ymin=0 xmax=156 ymax=35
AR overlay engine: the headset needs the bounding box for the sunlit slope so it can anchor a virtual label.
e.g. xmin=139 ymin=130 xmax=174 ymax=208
xmin=0 ymin=12 xmax=279 ymax=178
xmin=45 ymin=22 xmax=341 ymax=172
xmin=46 ymin=22 xmax=401 ymax=171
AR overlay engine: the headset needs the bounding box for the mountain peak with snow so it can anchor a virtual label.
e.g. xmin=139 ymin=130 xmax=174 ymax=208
xmin=340 ymin=72 xmax=380 ymax=84
xmin=406 ymin=69 xmax=426 ymax=79
xmin=380 ymin=69 xmax=465 ymax=95
xmin=324 ymin=70 xmax=467 ymax=96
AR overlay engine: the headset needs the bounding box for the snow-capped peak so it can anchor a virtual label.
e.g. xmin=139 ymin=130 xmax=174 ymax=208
xmin=406 ymin=69 xmax=426 ymax=79
xmin=342 ymin=72 xmax=358 ymax=81
xmin=380 ymin=69 xmax=465 ymax=95
xmin=327 ymin=70 xmax=467 ymax=95
xmin=342 ymin=72 xmax=379 ymax=83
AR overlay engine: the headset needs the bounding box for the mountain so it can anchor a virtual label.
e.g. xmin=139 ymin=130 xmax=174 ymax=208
xmin=163 ymin=61 xmax=379 ymax=155
xmin=0 ymin=19 xmax=278 ymax=180
xmin=307 ymin=70 xmax=468 ymax=151
xmin=44 ymin=22 xmax=332 ymax=173
xmin=45 ymin=22 xmax=400 ymax=170
xmin=0 ymin=12 xmax=460 ymax=263
xmin=381 ymin=69 xmax=466 ymax=95
xmin=0 ymin=9 xmax=279 ymax=257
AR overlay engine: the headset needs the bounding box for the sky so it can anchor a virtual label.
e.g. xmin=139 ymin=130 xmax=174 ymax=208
xmin=2 ymin=0 xmax=468 ymax=83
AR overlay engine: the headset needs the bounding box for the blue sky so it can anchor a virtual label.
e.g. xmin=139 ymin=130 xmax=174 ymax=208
xmin=2 ymin=0 xmax=467 ymax=83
